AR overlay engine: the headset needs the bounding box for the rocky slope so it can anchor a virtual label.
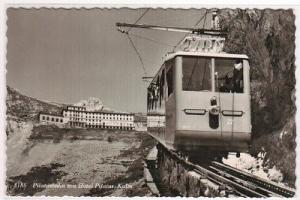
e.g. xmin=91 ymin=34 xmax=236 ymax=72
xmin=5 ymin=86 xmax=154 ymax=196
xmin=218 ymin=9 xmax=296 ymax=186
xmin=6 ymin=86 xmax=63 ymax=122
xmin=6 ymin=86 xmax=116 ymax=123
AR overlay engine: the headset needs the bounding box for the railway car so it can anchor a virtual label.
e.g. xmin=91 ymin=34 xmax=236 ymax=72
xmin=116 ymin=10 xmax=252 ymax=158
xmin=147 ymin=50 xmax=252 ymax=157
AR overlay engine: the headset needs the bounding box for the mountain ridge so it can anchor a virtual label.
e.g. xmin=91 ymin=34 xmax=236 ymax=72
xmin=6 ymin=85 xmax=127 ymax=122
xmin=6 ymin=86 xmax=64 ymax=121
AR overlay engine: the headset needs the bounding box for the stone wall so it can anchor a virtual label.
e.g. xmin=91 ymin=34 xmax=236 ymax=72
xmin=157 ymin=146 xmax=226 ymax=197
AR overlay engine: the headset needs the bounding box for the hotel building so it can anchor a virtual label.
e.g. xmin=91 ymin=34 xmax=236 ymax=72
xmin=39 ymin=105 xmax=135 ymax=130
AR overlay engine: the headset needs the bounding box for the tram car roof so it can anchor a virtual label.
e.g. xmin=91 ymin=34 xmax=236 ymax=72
xmin=164 ymin=51 xmax=249 ymax=62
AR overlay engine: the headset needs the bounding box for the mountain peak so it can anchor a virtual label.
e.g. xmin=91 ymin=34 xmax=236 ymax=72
xmin=74 ymin=97 xmax=112 ymax=112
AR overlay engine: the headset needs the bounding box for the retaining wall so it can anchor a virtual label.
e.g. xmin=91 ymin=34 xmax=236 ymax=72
xmin=157 ymin=146 xmax=225 ymax=197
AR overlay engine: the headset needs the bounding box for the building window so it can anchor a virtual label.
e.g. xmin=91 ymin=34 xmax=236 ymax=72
xmin=42 ymin=116 xmax=45 ymax=120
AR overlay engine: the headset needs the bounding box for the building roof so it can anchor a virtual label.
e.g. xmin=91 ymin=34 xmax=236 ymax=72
xmin=39 ymin=112 xmax=64 ymax=118
xmin=67 ymin=105 xmax=86 ymax=109
xmin=62 ymin=108 xmax=134 ymax=115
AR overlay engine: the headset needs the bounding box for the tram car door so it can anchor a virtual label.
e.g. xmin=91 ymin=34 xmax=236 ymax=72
xmin=167 ymin=54 xmax=251 ymax=154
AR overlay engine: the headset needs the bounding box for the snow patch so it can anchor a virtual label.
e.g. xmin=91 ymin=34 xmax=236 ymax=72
xmin=268 ymin=166 xmax=283 ymax=182
xmin=189 ymin=171 xmax=201 ymax=179
xmin=279 ymin=130 xmax=288 ymax=140
xmin=223 ymin=152 xmax=284 ymax=185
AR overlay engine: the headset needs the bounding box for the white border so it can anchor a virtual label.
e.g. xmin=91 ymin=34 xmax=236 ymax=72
xmin=0 ymin=1 xmax=299 ymax=200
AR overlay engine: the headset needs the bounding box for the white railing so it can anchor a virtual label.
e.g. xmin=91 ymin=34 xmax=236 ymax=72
xmin=178 ymin=35 xmax=226 ymax=53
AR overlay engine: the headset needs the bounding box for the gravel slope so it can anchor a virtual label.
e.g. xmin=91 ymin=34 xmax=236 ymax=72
xmin=6 ymin=125 xmax=156 ymax=196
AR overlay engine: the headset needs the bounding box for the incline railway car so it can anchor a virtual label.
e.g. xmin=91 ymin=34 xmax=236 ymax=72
xmin=147 ymin=50 xmax=251 ymax=157
xmin=116 ymin=9 xmax=252 ymax=158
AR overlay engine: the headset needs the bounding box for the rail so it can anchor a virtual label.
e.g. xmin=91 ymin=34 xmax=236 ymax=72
xmin=210 ymin=161 xmax=295 ymax=197
xmin=157 ymin=144 xmax=295 ymax=197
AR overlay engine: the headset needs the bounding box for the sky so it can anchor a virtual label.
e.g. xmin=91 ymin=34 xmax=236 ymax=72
xmin=6 ymin=8 xmax=209 ymax=113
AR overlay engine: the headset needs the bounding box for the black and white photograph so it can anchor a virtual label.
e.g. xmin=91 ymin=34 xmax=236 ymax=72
xmin=2 ymin=4 xmax=298 ymax=198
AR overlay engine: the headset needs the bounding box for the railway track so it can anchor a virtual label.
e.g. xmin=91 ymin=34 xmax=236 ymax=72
xmin=155 ymin=144 xmax=295 ymax=197
xmin=209 ymin=161 xmax=295 ymax=197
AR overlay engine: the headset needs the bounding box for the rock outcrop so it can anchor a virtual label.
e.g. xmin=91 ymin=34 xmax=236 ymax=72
xmin=218 ymin=9 xmax=296 ymax=186
xmin=219 ymin=9 xmax=295 ymax=136
xmin=74 ymin=97 xmax=108 ymax=111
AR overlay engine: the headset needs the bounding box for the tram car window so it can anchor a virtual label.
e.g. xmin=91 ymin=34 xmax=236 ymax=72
xmin=215 ymin=58 xmax=244 ymax=93
xmin=147 ymin=66 xmax=167 ymax=112
xmin=182 ymin=57 xmax=212 ymax=91
xmin=166 ymin=61 xmax=174 ymax=97
xmin=159 ymin=69 xmax=165 ymax=107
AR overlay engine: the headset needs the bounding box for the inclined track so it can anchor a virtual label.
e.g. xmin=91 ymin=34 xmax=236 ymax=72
xmin=156 ymin=143 xmax=295 ymax=198
xmin=209 ymin=161 xmax=295 ymax=197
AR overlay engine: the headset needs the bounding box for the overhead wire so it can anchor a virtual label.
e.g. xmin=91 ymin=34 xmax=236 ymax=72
xmin=172 ymin=10 xmax=208 ymax=52
xmin=127 ymin=8 xmax=150 ymax=32
xmin=129 ymin=32 xmax=176 ymax=48
xmin=146 ymin=12 xmax=204 ymax=26
xmin=125 ymin=8 xmax=150 ymax=77
xmin=202 ymin=10 xmax=207 ymax=29
xmin=122 ymin=9 xmax=209 ymax=78
xmin=126 ymin=34 xmax=147 ymax=76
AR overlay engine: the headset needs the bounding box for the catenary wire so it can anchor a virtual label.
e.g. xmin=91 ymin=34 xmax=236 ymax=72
xmin=123 ymin=8 xmax=151 ymax=77
xmin=202 ymin=10 xmax=207 ymax=29
xmin=145 ymin=11 xmax=205 ymax=26
xmin=126 ymin=34 xmax=147 ymax=76
xmin=123 ymin=9 xmax=208 ymax=77
xmin=127 ymin=8 xmax=150 ymax=32
xmin=172 ymin=10 xmax=208 ymax=52
xmin=129 ymin=32 xmax=176 ymax=48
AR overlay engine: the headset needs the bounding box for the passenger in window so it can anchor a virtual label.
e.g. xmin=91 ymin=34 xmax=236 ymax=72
xmin=233 ymin=59 xmax=243 ymax=93
xmin=219 ymin=75 xmax=231 ymax=92
xmin=149 ymin=83 xmax=156 ymax=109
